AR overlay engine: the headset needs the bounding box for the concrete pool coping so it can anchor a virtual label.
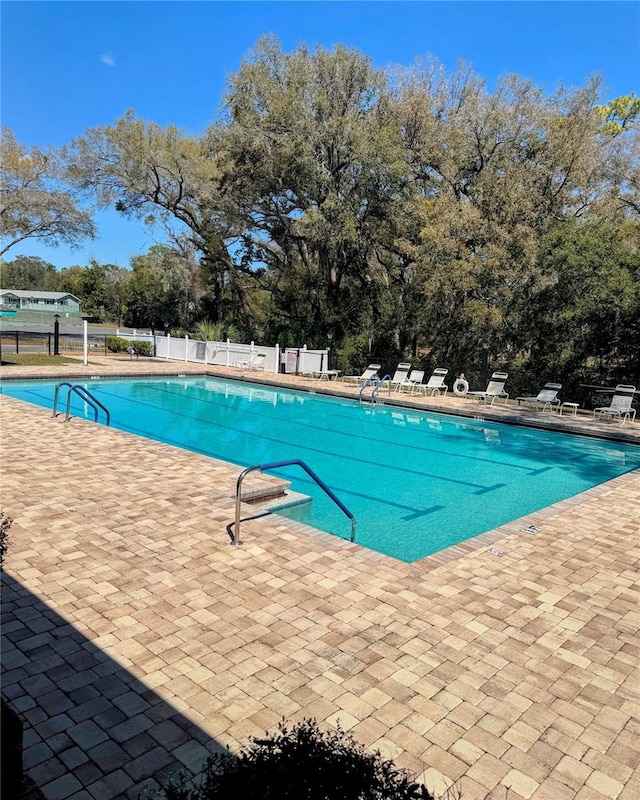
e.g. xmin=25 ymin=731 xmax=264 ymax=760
xmin=1 ymin=356 xmax=639 ymax=799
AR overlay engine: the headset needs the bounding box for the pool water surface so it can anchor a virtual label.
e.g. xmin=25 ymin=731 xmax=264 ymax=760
xmin=3 ymin=376 xmax=639 ymax=562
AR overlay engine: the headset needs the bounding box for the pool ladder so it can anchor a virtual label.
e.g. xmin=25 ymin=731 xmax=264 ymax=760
xmin=359 ymin=375 xmax=391 ymax=403
xmin=52 ymin=382 xmax=110 ymax=426
xmin=231 ymin=458 xmax=356 ymax=546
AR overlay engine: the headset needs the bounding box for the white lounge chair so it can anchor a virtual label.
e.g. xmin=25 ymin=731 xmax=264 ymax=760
xmin=594 ymin=385 xmax=637 ymax=424
xmin=467 ymin=371 xmax=509 ymax=405
xmin=386 ymin=363 xmax=412 ymax=392
xmin=516 ymin=382 xmax=562 ymax=412
xmin=415 ymin=367 xmax=449 ymax=396
xmin=239 ymin=353 xmax=266 ymax=371
xmin=344 ymin=363 xmax=381 ymax=385
xmin=398 ymin=370 xmax=425 ymax=393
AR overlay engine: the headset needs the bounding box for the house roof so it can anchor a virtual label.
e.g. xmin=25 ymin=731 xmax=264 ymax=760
xmin=0 ymin=289 xmax=81 ymax=302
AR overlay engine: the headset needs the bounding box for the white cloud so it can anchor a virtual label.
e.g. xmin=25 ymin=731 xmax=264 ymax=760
xmin=100 ymin=53 xmax=116 ymax=67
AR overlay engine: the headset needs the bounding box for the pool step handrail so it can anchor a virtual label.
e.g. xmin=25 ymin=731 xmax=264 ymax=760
xmin=371 ymin=375 xmax=392 ymax=402
xmin=53 ymin=382 xmax=110 ymax=426
xmin=232 ymin=458 xmax=356 ymax=546
xmin=358 ymin=372 xmax=384 ymax=401
xmin=52 ymin=382 xmax=74 ymax=417
xmin=358 ymin=375 xmax=377 ymax=402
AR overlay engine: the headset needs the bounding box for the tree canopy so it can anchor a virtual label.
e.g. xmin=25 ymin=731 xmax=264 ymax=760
xmin=0 ymin=127 xmax=95 ymax=257
xmin=4 ymin=38 xmax=639 ymax=391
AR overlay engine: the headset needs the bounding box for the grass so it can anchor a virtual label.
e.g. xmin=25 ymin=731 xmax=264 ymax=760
xmin=0 ymin=354 xmax=79 ymax=366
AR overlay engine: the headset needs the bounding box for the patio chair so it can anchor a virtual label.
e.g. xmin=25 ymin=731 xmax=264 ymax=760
xmin=467 ymin=371 xmax=509 ymax=405
xmin=387 ymin=363 xmax=412 ymax=392
xmin=344 ymin=363 xmax=381 ymax=384
xmin=516 ymin=382 xmax=562 ymax=412
xmin=398 ymin=370 xmax=425 ymax=393
xmin=594 ymin=384 xmax=637 ymax=424
xmin=415 ymin=367 xmax=449 ymax=397
xmin=239 ymin=352 xmax=266 ymax=371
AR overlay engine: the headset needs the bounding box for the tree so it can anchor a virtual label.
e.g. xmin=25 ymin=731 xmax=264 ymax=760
xmin=217 ymin=36 xmax=410 ymax=346
xmin=392 ymin=63 xmax=639 ymax=373
xmin=0 ymin=255 xmax=59 ymax=290
xmin=0 ymin=127 xmax=94 ymax=257
xmin=125 ymin=244 xmax=200 ymax=330
xmin=66 ymin=113 xmax=244 ymax=323
xmin=57 ymin=259 xmax=129 ymax=322
xmin=521 ymin=219 xmax=640 ymax=393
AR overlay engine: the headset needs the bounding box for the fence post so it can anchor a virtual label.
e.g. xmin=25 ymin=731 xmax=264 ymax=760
xmin=274 ymin=343 xmax=280 ymax=374
xmin=185 ymin=334 xmax=189 ymax=362
xmin=166 ymin=333 xmax=171 ymax=359
xmin=226 ymin=338 xmax=230 ymax=367
xmin=16 ymin=331 xmax=19 ymax=355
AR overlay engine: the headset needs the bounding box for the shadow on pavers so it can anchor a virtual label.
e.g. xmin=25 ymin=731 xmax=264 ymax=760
xmin=1 ymin=572 xmax=226 ymax=800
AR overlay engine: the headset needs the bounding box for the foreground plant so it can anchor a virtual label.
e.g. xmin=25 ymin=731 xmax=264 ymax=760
xmin=158 ymin=718 xmax=435 ymax=800
xmin=0 ymin=510 xmax=13 ymax=571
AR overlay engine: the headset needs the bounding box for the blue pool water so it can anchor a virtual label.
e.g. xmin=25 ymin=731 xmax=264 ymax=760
xmin=3 ymin=376 xmax=639 ymax=562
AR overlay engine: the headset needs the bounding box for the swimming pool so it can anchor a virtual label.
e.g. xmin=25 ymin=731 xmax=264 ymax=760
xmin=3 ymin=376 xmax=639 ymax=562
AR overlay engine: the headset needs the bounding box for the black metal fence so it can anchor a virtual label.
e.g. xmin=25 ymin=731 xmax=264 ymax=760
xmin=0 ymin=330 xmax=108 ymax=356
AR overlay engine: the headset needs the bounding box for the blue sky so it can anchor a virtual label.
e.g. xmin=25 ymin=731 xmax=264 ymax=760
xmin=2 ymin=0 xmax=639 ymax=269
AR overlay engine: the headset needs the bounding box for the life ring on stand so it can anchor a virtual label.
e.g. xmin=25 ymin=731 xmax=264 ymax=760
xmin=453 ymin=374 xmax=469 ymax=396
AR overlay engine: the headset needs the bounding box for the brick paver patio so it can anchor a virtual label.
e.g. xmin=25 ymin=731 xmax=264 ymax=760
xmin=1 ymin=357 xmax=639 ymax=799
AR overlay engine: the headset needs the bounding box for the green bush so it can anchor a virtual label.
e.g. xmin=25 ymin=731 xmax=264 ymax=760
xmin=131 ymin=341 xmax=154 ymax=357
xmin=105 ymin=335 xmax=129 ymax=353
xmin=105 ymin=336 xmax=154 ymax=356
xmin=158 ymin=719 xmax=434 ymax=800
xmin=192 ymin=319 xmax=240 ymax=342
xmin=0 ymin=510 xmax=13 ymax=571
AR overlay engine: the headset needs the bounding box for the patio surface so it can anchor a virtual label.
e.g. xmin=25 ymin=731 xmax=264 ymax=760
xmin=1 ymin=356 xmax=639 ymax=799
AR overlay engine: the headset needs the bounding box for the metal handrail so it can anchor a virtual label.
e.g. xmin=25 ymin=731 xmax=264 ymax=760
xmin=53 ymin=382 xmax=110 ymax=425
xmin=358 ymin=374 xmax=379 ymax=401
xmin=52 ymin=382 xmax=74 ymax=417
xmin=371 ymin=375 xmax=392 ymax=401
xmin=231 ymin=458 xmax=356 ymax=546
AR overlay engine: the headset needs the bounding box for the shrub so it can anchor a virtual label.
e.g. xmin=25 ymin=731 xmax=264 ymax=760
xmin=105 ymin=335 xmax=129 ymax=353
xmin=131 ymin=341 xmax=154 ymax=357
xmin=104 ymin=336 xmax=154 ymax=356
xmin=192 ymin=320 xmax=240 ymax=342
xmin=158 ymin=718 xmax=434 ymax=800
xmin=0 ymin=510 xmax=13 ymax=571
xmin=193 ymin=320 xmax=223 ymax=342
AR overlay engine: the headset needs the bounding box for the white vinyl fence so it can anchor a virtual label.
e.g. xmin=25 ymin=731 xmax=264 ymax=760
xmin=118 ymin=332 xmax=330 ymax=375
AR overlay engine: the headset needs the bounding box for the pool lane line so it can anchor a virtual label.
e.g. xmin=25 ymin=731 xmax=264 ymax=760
xmin=123 ymin=382 xmax=575 ymax=476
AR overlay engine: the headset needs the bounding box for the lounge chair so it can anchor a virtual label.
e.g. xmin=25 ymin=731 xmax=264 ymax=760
xmin=398 ymin=370 xmax=425 ymax=393
xmin=594 ymin=384 xmax=637 ymax=424
xmin=239 ymin=353 xmax=266 ymax=371
xmin=415 ymin=367 xmax=449 ymax=397
xmin=387 ymin=362 xmax=412 ymax=392
xmin=344 ymin=363 xmax=381 ymax=385
xmin=516 ymin=383 xmax=562 ymax=412
xmin=467 ymin=371 xmax=509 ymax=405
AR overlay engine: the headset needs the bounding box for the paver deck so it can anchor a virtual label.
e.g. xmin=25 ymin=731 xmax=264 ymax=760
xmin=1 ymin=357 xmax=639 ymax=799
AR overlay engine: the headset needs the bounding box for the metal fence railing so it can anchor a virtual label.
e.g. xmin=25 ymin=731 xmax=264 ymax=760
xmin=0 ymin=330 xmax=107 ymax=356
